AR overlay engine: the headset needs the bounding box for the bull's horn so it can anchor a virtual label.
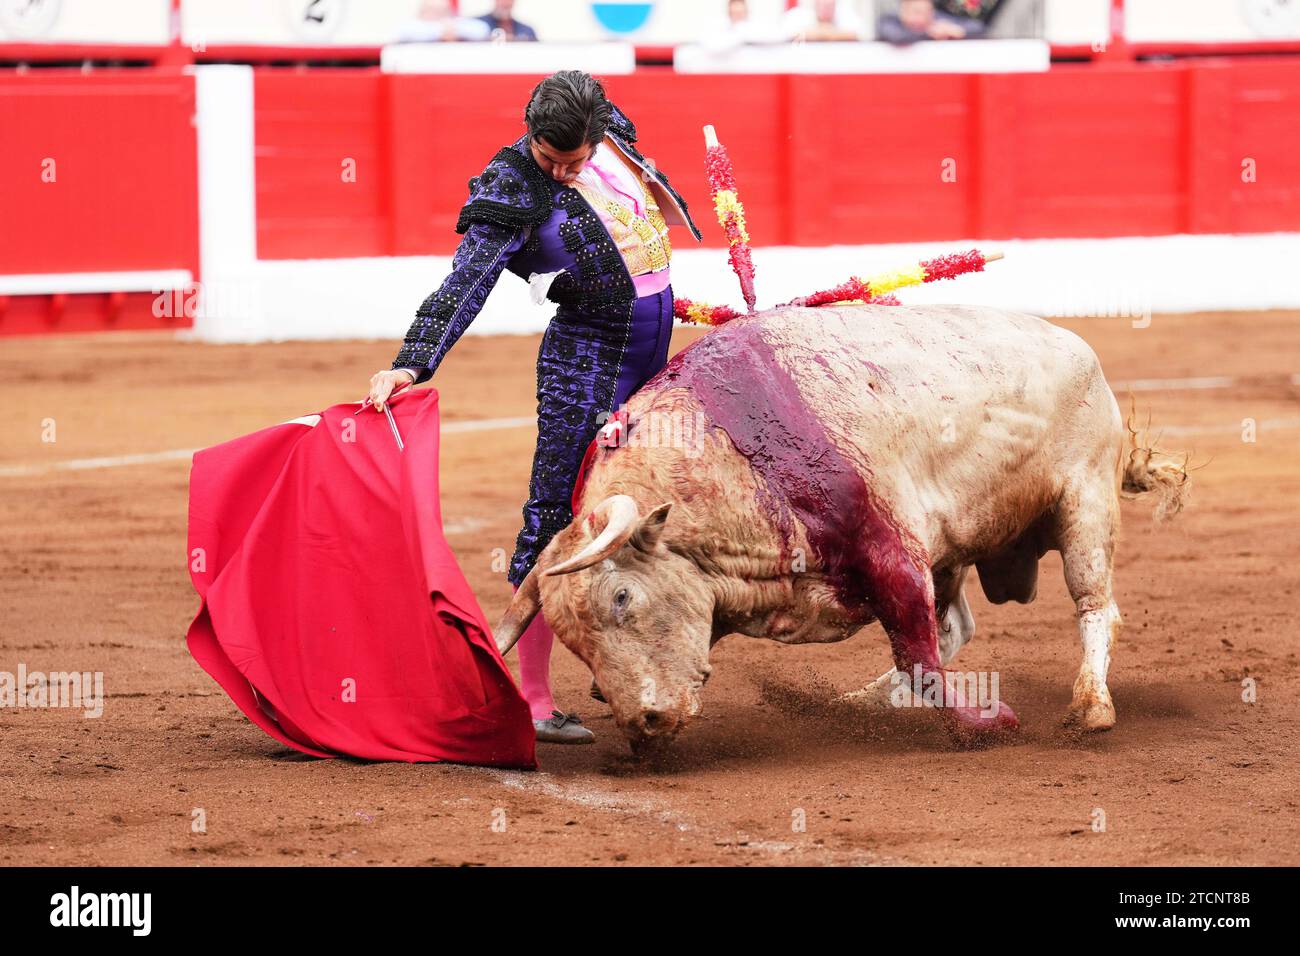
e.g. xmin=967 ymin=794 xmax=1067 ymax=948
xmin=543 ymin=494 xmax=641 ymax=577
xmin=493 ymin=567 xmax=541 ymax=656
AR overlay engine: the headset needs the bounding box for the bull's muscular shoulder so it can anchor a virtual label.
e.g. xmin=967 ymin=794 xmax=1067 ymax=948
xmin=455 ymin=141 xmax=554 ymax=235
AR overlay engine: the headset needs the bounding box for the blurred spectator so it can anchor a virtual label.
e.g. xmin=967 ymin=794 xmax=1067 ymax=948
xmin=396 ymin=0 xmax=490 ymax=42
xmin=972 ymin=0 xmax=1040 ymax=40
xmin=782 ymin=0 xmax=867 ymax=42
xmin=479 ymin=0 xmax=539 ymax=42
xmin=877 ymin=0 xmax=989 ymax=42
xmin=937 ymin=0 xmax=1007 ymax=30
xmin=702 ymin=0 xmax=787 ymax=51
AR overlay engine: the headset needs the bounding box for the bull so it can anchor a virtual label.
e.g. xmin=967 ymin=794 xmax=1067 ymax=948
xmin=494 ymin=304 xmax=1188 ymax=754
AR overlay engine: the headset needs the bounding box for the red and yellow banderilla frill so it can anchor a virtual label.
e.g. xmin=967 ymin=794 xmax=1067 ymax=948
xmin=678 ymin=124 xmax=1003 ymax=327
xmin=676 ymin=250 xmax=1002 ymax=326
xmin=703 ymin=124 xmax=757 ymax=314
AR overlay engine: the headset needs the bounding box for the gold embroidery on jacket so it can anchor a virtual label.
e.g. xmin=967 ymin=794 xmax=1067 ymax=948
xmin=572 ymin=168 xmax=671 ymax=277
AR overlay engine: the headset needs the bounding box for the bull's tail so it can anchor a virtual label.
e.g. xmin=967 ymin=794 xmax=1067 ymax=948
xmin=1120 ymin=403 xmax=1191 ymax=522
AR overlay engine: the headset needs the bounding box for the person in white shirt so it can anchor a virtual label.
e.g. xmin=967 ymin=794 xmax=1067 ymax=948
xmin=702 ymin=0 xmax=789 ymax=53
xmin=395 ymin=0 xmax=491 ymax=43
xmin=781 ymin=0 xmax=867 ymax=41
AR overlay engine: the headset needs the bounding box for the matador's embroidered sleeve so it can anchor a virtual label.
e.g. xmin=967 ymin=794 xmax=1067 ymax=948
xmin=392 ymin=145 xmax=553 ymax=382
xmin=391 ymin=221 xmax=526 ymax=383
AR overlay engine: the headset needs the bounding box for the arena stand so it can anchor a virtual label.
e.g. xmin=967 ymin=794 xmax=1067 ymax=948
xmin=2 ymin=0 xmax=1299 ymax=340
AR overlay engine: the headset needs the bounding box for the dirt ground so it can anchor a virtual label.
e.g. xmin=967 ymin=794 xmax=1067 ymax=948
xmin=1 ymin=308 xmax=1297 ymax=866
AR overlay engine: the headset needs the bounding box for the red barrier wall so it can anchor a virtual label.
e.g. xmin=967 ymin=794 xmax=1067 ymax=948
xmin=3 ymin=59 xmax=1299 ymax=337
xmin=251 ymin=58 xmax=1300 ymax=260
xmin=255 ymin=70 xmax=389 ymax=259
xmin=0 ymin=71 xmax=199 ymax=334
xmin=0 ymin=76 xmax=199 ymax=271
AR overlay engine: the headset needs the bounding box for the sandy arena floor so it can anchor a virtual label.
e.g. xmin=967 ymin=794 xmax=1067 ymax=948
xmin=1 ymin=309 xmax=1297 ymax=866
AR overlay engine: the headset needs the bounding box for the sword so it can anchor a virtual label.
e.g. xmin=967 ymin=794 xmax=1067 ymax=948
xmin=382 ymin=404 xmax=404 ymax=452
xmin=356 ymin=381 xmax=411 ymax=452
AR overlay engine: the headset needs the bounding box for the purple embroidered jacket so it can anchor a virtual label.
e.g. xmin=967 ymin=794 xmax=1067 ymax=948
xmin=391 ymin=102 xmax=703 ymax=585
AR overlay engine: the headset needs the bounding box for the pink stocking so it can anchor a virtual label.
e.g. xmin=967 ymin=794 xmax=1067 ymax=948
xmin=512 ymin=586 xmax=557 ymax=721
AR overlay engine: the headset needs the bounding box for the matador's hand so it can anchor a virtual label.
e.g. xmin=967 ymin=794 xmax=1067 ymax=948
xmin=368 ymin=369 xmax=416 ymax=412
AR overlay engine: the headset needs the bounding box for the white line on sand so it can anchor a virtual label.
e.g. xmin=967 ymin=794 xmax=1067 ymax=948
xmin=479 ymin=768 xmax=875 ymax=863
xmin=1 ymin=378 xmax=1295 ymax=478
xmin=0 ymin=414 xmax=537 ymax=478
xmin=0 ymin=448 xmax=201 ymax=477
xmin=442 ymin=415 xmax=536 ymax=434
xmin=1110 ymin=375 xmax=1240 ymax=392
xmin=1159 ymin=416 xmax=1300 ymax=437
xmin=485 ymin=770 xmax=686 ymax=824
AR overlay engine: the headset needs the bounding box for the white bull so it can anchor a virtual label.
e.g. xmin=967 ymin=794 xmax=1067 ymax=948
xmin=496 ymin=304 xmax=1188 ymax=754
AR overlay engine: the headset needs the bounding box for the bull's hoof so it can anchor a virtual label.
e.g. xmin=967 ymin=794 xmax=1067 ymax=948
xmin=944 ymin=701 xmax=1020 ymax=749
xmin=838 ymin=684 xmax=902 ymax=710
xmin=589 ymin=680 xmax=606 ymax=704
xmin=838 ymin=690 xmax=896 ymax=710
xmin=838 ymin=668 xmax=915 ymax=710
xmin=1064 ymin=695 xmax=1116 ymax=733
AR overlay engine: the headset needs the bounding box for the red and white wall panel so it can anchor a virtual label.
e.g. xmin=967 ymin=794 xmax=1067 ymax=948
xmin=3 ymin=57 xmax=1300 ymax=339
xmin=0 ymin=70 xmax=198 ymax=335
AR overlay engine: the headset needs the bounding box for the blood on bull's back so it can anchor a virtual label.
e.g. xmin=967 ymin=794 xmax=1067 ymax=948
xmin=625 ymin=303 xmax=1119 ymax=579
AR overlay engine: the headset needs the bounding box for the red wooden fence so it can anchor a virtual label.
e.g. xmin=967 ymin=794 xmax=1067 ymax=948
xmin=253 ymin=58 xmax=1300 ymax=259
xmin=3 ymin=57 xmax=1299 ymax=335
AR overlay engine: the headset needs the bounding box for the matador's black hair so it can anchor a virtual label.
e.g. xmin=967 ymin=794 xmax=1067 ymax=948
xmin=524 ymin=70 xmax=611 ymax=152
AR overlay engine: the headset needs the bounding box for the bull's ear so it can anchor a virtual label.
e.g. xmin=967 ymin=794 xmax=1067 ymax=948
xmin=632 ymin=502 xmax=672 ymax=553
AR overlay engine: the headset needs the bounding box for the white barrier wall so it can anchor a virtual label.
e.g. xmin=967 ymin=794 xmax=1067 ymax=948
xmin=0 ymin=0 xmax=170 ymax=44
xmin=176 ymin=0 xmax=1061 ymax=46
xmin=177 ymin=0 xmax=798 ymax=47
xmin=191 ymin=66 xmax=260 ymax=341
xmin=182 ymin=0 xmax=420 ymax=47
xmin=7 ymin=2 xmax=1297 ymax=51
xmin=1043 ymin=0 xmax=1110 ymax=46
xmin=1127 ymin=0 xmax=1300 ymax=41
xmin=179 ymin=233 xmax=1300 ymax=345
xmin=481 ymin=0 xmax=798 ymax=43
xmin=381 ymin=41 xmax=637 ymax=73
xmin=172 ymin=0 xmax=1300 ymax=49
xmin=675 ymin=38 xmax=1050 ymax=72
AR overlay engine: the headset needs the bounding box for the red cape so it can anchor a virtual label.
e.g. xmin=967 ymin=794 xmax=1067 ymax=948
xmin=185 ymin=388 xmax=536 ymax=768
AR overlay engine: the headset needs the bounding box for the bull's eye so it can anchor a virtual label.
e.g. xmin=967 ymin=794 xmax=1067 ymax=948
xmin=613 ymin=588 xmax=630 ymax=610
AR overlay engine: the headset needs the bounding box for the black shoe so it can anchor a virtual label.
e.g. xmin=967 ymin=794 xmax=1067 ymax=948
xmin=533 ymin=710 xmax=595 ymax=744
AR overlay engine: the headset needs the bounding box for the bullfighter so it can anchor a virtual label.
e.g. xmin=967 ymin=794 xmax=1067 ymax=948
xmin=366 ymin=69 xmax=702 ymax=743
